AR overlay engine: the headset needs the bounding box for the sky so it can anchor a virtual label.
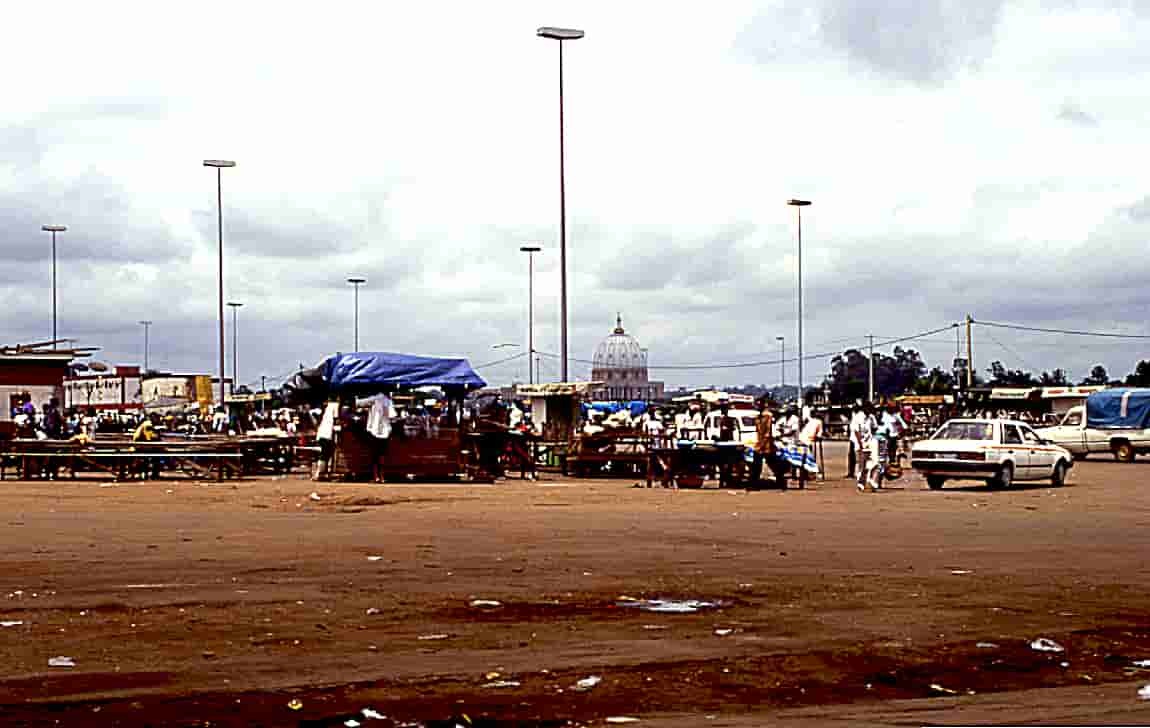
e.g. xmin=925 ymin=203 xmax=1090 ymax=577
xmin=3 ymin=0 xmax=1150 ymax=391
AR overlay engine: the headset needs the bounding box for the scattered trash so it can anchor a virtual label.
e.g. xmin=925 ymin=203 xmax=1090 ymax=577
xmin=48 ymin=656 xmax=75 ymax=668
xmin=418 ymin=633 xmax=450 ymax=641
xmin=1138 ymin=684 xmax=1150 ymax=700
xmin=469 ymin=599 xmax=502 ymax=608
xmin=573 ymin=675 xmax=602 ymax=691
xmin=930 ymin=683 xmax=959 ymax=694
xmin=1030 ymin=637 xmax=1065 ymax=653
xmin=361 ymin=708 xmax=386 ymax=720
xmin=0 ymin=621 xmax=24 ymax=627
xmin=484 ymin=671 xmax=502 ymax=680
xmin=642 ymin=624 xmax=668 ymax=631
xmin=366 ymin=556 xmax=384 ymax=562
xmin=617 ymin=598 xmax=718 ymax=614
xmin=287 ymin=698 xmax=303 ymax=711
xmin=365 ymin=608 xmax=382 ymax=615
xmin=950 ymin=569 xmax=973 ymax=575
xmin=714 ymin=628 xmax=734 ymax=636
xmin=482 ymin=680 xmax=521 ymax=689
xmin=1060 ymin=661 xmax=1070 ymax=668
xmin=345 ymin=721 xmax=361 ymax=728
xmin=606 ymin=718 xmax=640 ymax=724
xmin=1134 ymin=659 xmax=1150 ymax=667
xmin=309 ymin=492 xmax=322 ymax=501
xmin=976 ymin=642 xmax=999 ymax=649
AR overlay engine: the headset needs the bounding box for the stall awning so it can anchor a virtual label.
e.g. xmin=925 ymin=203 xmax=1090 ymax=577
xmin=1040 ymin=385 xmax=1106 ymax=399
xmin=989 ymin=388 xmax=1039 ymax=400
xmin=515 ymin=382 xmax=601 ymax=397
xmin=323 ymin=352 xmax=485 ymax=393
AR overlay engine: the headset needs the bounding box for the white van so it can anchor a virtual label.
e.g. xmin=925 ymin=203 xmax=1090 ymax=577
xmin=704 ymin=408 xmax=759 ymax=446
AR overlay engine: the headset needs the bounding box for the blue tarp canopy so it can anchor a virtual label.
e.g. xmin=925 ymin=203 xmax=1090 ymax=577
xmin=322 ymin=352 xmax=485 ymax=393
xmin=581 ymin=401 xmax=648 ymax=418
xmin=1085 ymin=388 xmax=1150 ymax=429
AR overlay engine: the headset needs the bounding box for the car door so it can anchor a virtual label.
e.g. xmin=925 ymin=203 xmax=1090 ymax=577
xmin=1001 ymin=424 xmax=1032 ymax=479
xmin=1020 ymin=424 xmax=1053 ymax=476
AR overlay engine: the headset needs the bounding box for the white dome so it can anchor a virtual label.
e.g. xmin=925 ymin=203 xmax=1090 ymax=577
xmin=592 ymin=316 xmax=648 ymax=371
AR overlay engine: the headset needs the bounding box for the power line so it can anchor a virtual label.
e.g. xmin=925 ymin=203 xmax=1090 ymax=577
xmin=473 ymin=351 xmax=529 ymax=369
xmin=536 ymin=323 xmax=959 ymax=372
xmin=975 ymin=319 xmax=1150 ymax=340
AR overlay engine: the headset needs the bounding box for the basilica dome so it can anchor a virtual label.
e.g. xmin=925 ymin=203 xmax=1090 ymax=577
xmin=592 ymin=315 xmax=648 ymax=372
xmin=589 ymin=315 xmax=663 ymax=402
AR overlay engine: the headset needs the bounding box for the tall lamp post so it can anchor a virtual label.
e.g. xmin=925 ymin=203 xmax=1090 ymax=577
xmin=203 ymin=159 xmax=236 ymax=407
xmin=41 ymin=225 xmax=66 ymax=347
xmin=520 ymin=245 xmax=541 ymax=383
xmin=537 ymin=25 xmax=584 ymax=383
xmin=787 ymin=199 xmax=812 ymax=425
xmin=347 ymin=277 xmax=366 ymax=351
xmin=139 ymin=320 xmax=152 ymax=372
xmin=227 ymin=302 xmax=243 ymax=395
xmin=776 ymin=336 xmax=785 ymax=391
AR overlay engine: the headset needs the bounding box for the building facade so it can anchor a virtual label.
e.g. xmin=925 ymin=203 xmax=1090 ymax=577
xmin=590 ymin=316 xmax=665 ymax=402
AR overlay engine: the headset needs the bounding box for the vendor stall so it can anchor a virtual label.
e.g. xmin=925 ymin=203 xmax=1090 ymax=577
xmin=287 ymin=352 xmax=494 ymax=482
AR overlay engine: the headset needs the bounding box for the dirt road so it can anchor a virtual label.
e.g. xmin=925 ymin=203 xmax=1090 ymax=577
xmin=2 ymin=444 xmax=1150 ymax=726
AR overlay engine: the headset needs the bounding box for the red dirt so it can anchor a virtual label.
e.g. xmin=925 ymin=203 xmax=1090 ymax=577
xmin=2 ymin=443 xmax=1150 ymax=726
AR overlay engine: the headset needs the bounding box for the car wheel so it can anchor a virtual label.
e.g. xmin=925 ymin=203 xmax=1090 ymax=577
xmin=926 ymin=475 xmax=945 ymax=490
xmin=1114 ymin=442 xmax=1135 ymax=463
xmin=994 ymin=462 xmax=1014 ymax=489
xmin=1051 ymin=461 xmax=1068 ymax=487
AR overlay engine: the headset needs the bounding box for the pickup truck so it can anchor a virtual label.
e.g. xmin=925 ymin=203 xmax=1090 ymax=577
xmin=1035 ymin=388 xmax=1150 ymax=462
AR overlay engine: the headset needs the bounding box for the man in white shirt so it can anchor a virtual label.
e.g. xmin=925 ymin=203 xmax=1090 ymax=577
xmin=846 ymin=404 xmax=865 ymax=479
xmin=881 ymin=403 xmax=908 ymax=460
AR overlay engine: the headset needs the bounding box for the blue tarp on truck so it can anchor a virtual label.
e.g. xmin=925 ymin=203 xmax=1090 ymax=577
xmin=1085 ymin=388 xmax=1150 ymax=429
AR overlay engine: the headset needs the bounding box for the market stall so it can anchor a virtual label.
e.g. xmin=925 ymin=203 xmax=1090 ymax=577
xmin=287 ymin=352 xmax=493 ymax=482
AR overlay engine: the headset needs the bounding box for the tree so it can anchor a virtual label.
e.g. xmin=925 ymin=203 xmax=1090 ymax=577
xmin=914 ymin=366 xmax=956 ymax=394
xmin=1040 ymin=369 xmax=1069 ymax=386
xmin=826 ymin=346 xmax=927 ymax=403
xmin=1080 ymin=365 xmax=1109 ymax=386
xmin=987 ymin=360 xmax=1037 ymax=387
xmin=1126 ymin=360 xmax=1150 ymax=387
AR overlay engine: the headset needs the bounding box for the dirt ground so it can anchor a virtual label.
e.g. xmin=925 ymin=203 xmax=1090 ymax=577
xmin=2 ymin=441 xmax=1150 ymax=727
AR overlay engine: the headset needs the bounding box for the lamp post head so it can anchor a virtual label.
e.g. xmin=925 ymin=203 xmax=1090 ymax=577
xmin=520 ymin=245 xmax=542 ymax=253
xmin=227 ymin=302 xmax=244 ymax=309
xmin=42 ymin=225 xmax=66 ymax=232
xmin=203 ymin=160 xmax=236 ymax=168
xmin=347 ymin=277 xmax=366 ymax=286
xmin=786 ymin=199 xmax=812 ymax=207
xmin=537 ymin=27 xmax=584 ymax=40
xmin=776 ymin=336 xmax=784 ymax=342
xmin=140 ymin=320 xmax=152 ymax=326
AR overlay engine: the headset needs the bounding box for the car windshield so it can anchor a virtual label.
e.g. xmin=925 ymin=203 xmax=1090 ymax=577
xmin=933 ymin=421 xmax=994 ymax=441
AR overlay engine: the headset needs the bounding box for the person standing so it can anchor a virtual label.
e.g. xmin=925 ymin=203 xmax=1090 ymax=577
xmin=846 ymin=404 xmax=864 ymax=479
xmin=750 ymin=400 xmax=775 ymax=489
xmin=882 ymin=403 xmax=908 ymax=461
xmin=855 ymin=402 xmax=878 ymax=491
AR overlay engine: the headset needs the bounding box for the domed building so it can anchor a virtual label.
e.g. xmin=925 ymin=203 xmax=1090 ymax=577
xmin=590 ymin=315 xmax=664 ymax=401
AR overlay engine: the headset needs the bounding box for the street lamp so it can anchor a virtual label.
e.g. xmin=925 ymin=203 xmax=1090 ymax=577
xmin=41 ymin=225 xmax=66 ymax=347
xmin=139 ymin=320 xmax=152 ymax=372
xmin=776 ymin=336 xmax=785 ymax=392
xmin=520 ymin=245 xmax=541 ymax=383
xmin=227 ymin=302 xmax=243 ymax=395
xmin=787 ymin=199 xmax=811 ymax=425
xmin=537 ymin=25 xmax=584 ymax=382
xmin=203 ymin=159 xmax=236 ymax=407
xmin=347 ymin=277 xmax=366 ymax=351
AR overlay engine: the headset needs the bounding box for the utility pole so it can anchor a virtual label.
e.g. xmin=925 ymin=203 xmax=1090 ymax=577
xmin=965 ymin=315 xmax=974 ymax=389
xmin=868 ymin=334 xmax=875 ymax=403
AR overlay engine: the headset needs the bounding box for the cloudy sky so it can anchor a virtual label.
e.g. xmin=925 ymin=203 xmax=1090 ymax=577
xmin=4 ymin=0 xmax=1150 ymax=391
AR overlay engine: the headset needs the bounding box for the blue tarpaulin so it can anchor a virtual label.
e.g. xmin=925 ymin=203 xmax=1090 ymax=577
xmin=322 ymin=352 xmax=486 ymax=393
xmin=1085 ymin=388 xmax=1150 ymax=429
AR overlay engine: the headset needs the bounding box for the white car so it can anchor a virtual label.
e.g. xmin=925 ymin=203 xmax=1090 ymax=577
xmin=911 ymin=418 xmax=1073 ymax=490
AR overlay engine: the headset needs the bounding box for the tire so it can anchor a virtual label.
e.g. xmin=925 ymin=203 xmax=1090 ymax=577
xmin=994 ymin=462 xmax=1014 ymax=489
xmin=1114 ymin=442 xmax=1135 ymax=463
xmin=1051 ymin=461 xmax=1068 ymax=487
xmin=926 ymin=475 xmax=945 ymax=490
